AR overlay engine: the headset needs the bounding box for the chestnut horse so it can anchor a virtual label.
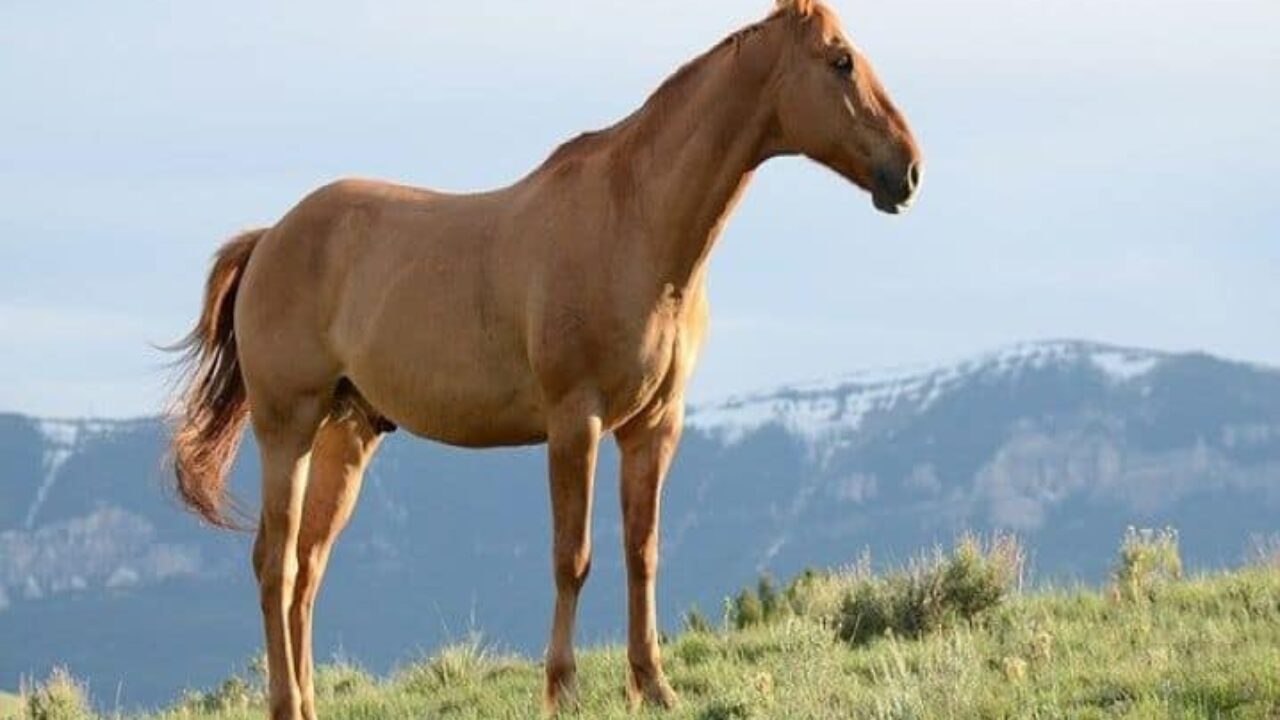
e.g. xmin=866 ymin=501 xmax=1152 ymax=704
xmin=169 ymin=1 xmax=921 ymax=717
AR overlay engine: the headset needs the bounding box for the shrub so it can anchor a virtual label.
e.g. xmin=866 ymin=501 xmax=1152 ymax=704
xmin=941 ymin=534 xmax=1024 ymax=617
xmin=726 ymin=568 xmax=845 ymax=630
xmin=785 ymin=563 xmax=865 ymax=623
xmin=398 ymin=635 xmax=505 ymax=694
xmin=682 ymin=605 xmax=714 ymax=634
xmin=173 ymin=653 xmax=267 ymax=714
xmin=756 ymin=576 xmax=782 ymax=620
xmin=836 ymin=535 xmax=1024 ymax=646
xmin=837 ymin=575 xmax=897 ymax=645
xmin=201 ymin=676 xmax=254 ymax=713
xmin=673 ymin=632 xmax=719 ymax=666
xmin=24 ymin=668 xmax=92 ymax=720
xmin=1113 ymin=527 xmax=1182 ymax=602
xmin=313 ymin=661 xmax=374 ymax=699
xmin=729 ymin=587 xmax=766 ymax=630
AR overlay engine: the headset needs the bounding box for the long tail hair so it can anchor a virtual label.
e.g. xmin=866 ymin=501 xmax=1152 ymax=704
xmin=167 ymin=229 xmax=265 ymax=529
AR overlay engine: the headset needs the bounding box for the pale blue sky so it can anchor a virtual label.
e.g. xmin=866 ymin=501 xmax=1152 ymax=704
xmin=2 ymin=0 xmax=1277 ymax=417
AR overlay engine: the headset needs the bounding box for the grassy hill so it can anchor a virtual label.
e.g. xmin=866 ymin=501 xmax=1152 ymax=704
xmin=21 ymin=532 xmax=1280 ymax=719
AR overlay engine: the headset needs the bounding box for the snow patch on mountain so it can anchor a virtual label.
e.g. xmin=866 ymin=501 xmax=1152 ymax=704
xmin=25 ymin=421 xmax=82 ymax=529
xmin=687 ymin=341 xmax=1168 ymax=444
xmin=1090 ymin=350 xmax=1160 ymax=382
xmin=23 ymin=419 xmax=132 ymax=529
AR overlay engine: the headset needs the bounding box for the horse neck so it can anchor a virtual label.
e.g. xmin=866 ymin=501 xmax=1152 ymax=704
xmin=621 ymin=38 xmax=779 ymax=292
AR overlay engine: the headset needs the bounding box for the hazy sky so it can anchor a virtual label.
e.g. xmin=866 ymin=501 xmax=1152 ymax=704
xmin=2 ymin=0 xmax=1277 ymax=418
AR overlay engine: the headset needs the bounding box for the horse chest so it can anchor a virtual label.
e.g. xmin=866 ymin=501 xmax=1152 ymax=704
xmin=595 ymin=299 xmax=695 ymax=428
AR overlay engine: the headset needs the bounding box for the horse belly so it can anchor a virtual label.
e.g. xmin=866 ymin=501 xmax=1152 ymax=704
xmin=350 ymin=359 xmax=547 ymax=447
xmin=341 ymin=316 xmax=548 ymax=448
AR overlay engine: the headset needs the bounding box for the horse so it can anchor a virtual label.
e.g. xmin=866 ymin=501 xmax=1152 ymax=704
xmin=168 ymin=1 xmax=921 ymax=717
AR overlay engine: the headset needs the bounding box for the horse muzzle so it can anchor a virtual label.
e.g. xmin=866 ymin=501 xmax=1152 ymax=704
xmin=872 ymin=161 xmax=922 ymax=215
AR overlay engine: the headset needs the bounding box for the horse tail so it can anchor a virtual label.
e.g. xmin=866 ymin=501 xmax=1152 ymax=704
xmin=167 ymin=229 xmax=265 ymax=530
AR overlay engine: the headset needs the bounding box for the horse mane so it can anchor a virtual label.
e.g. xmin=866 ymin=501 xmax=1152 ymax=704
xmin=536 ymin=1 xmax=837 ymax=174
xmin=774 ymin=0 xmax=820 ymax=18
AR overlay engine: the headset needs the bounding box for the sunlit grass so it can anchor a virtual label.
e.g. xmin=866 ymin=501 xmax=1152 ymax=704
xmin=31 ymin=533 xmax=1280 ymax=720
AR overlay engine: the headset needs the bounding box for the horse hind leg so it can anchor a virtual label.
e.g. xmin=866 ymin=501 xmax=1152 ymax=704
xmin=250 ymin=388 xmax=330 ymax=720
xmin=289 ymin=396 xmax=386 ymax=720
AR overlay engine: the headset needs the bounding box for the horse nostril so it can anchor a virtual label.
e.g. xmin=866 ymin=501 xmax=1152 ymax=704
xmin=906 ymin=162 xmax=923 ymax=193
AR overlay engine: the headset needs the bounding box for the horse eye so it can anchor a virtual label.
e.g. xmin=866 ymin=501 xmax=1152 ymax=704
xmin=832 ymin=52 xmax=854 ymax=76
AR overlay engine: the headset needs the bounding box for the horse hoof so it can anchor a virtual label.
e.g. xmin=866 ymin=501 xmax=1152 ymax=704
xmin=628 ymin=674 xmax=679 ymax=710
xmin=543 ymin=674 xmax=580 ymax=716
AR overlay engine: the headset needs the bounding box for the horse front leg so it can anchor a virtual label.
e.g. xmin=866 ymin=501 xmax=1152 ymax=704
xmin=615 ymin=405 xmax=682 ymax=709
xmin=542 ymin=403 xmax=602 ymax=714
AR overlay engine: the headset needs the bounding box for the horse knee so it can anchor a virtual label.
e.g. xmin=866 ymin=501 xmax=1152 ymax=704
xmin=256 ymin=545 xmax=297 ymax=610
xmin=625 ymin=536 xmax=658 ymax=580
xmin=292 ymin=546 xmax=329 ymax=611
xmin=555 ymin=546 xmax=592 ymax=592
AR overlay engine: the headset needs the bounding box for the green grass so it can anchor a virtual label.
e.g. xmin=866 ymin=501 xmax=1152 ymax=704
xmin=132 ymin=570 xmax=1280 ymax=719
xmin=25 ymin=534 xmax=1280 ymax=719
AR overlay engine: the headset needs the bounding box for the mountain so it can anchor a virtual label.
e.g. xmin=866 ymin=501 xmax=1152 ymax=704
xmin=3 ymin=340 xmax=1278 ymax=708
